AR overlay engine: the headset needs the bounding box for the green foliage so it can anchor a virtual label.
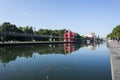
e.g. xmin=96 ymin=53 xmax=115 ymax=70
xmin=0 ymin=22 xmax=81 ymax=41
xmin=0 ymin=22 xmax=18 ymax=33
xmin=23 ymin=26 xmax=33 ymax=34
xmin=74 ymin=33 xmax=81 ymax=38
xmin=0 ymin=22 xmax=85 ymax=42
xmin=37 ymin=29 xmax=64 ymax=36
xmin=107 ymin=25 xmax=120 ymax=39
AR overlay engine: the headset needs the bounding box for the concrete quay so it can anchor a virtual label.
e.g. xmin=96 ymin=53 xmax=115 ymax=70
xmin=108 ymin=41 xmax=120 ymax=80
xmin=0 ymin=41 xmax=80 ymax=47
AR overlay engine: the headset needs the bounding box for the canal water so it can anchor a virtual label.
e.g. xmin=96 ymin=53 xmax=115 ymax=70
xmin=0 ymin=42 xmax=112 ymax=80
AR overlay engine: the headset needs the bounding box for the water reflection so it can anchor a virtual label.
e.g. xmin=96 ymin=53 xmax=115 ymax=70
xmin=0 ymin=42 xmax=111 ymax=80
xmin=88 ymin=42 xmax=96 ymax=51
xmin=0 ymin=42 xmax=101 ymax=65
xmin=64 ymin=43 xmax=75 ymax=53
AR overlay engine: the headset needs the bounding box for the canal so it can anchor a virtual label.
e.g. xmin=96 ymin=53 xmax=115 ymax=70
xmin=0 ymin=42 xmax=112 ymax=80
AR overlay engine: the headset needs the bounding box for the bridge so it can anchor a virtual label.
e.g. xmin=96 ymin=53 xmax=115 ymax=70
xmin=0 ymin=31 xmax=81 ymax=42
xmin=0 ymin=32 xmax=63 ymax=39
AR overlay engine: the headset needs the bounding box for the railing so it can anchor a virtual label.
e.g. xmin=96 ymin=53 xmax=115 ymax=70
xmin=0 ymin=32 xmax=82 ymax=42
xmin=0 ymin=32 xmax=63 ymax=38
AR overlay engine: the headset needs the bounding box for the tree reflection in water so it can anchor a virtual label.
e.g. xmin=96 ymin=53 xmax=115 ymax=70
xmin=0 ymin=42 xmax=102 ymax=65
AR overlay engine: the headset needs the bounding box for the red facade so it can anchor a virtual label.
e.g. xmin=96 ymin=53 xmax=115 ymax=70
xmin=64 ymin=30 xmax=74 ymax=42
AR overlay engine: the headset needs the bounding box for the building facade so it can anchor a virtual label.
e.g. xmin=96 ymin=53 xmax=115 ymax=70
xmin=63 ymin=30 xmax=74 ymax=42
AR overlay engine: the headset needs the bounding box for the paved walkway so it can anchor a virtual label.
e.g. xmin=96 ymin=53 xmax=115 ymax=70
xmin=108 ymin=41 xmax=120 ymax=80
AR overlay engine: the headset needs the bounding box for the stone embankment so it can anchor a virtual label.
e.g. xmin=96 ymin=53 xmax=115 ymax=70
xmin=108 ymin=41 xmax=120 ymax=80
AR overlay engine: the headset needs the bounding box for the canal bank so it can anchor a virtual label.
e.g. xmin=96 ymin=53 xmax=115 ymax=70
xmin=0 ymin=41 xmax=82 ymax=47
xmin=108 ymin=41 xmax=120 ymax=80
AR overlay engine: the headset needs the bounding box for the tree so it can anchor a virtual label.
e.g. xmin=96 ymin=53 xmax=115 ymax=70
xmin=23 ymin=26 xmax=33 ymax=34
xmin=0 ymin=22 xmax=18 ymax=41
xmin=107 ymin=25 xmax=120 ymax=39
xmin=0 ymin=22 xmax=82 ymax=42
xmin=0 ymin=22 xmax=18 ymax=33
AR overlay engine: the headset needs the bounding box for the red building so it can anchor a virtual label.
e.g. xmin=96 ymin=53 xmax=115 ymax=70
xmin=64 ymin=30 xmax=74 ymax=42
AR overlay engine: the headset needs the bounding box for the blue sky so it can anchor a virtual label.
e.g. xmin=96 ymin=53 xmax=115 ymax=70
xmin=0 ymin=0 xmax=120 ymax=37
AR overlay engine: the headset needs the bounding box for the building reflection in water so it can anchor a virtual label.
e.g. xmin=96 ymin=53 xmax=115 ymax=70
xmin=0 ymin=42 xmax=102 ymax=66
xmin=87 ymin=42 xmax=101 ymax=51
xmin=88 ymin=43 xmax=96 ymax=51
xmin=64 ymin=43 xmax=75 ymax=53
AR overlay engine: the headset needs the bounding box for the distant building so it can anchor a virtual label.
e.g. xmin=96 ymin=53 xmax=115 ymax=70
xmin=64 ymin=29 xmax=74 ymax=42
xmin=87 ymin=32 xmax=96 ymax=41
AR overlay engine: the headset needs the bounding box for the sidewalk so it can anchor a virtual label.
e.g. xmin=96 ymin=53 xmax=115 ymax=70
xmin=108 ymin=41 xmax=120 ymax=80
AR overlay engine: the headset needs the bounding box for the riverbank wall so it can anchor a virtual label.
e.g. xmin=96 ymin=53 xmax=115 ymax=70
xmin=108 ymin=41 xmax=120 ymax=80
xmin=0 ymin=41 xmax=81 ymax=47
